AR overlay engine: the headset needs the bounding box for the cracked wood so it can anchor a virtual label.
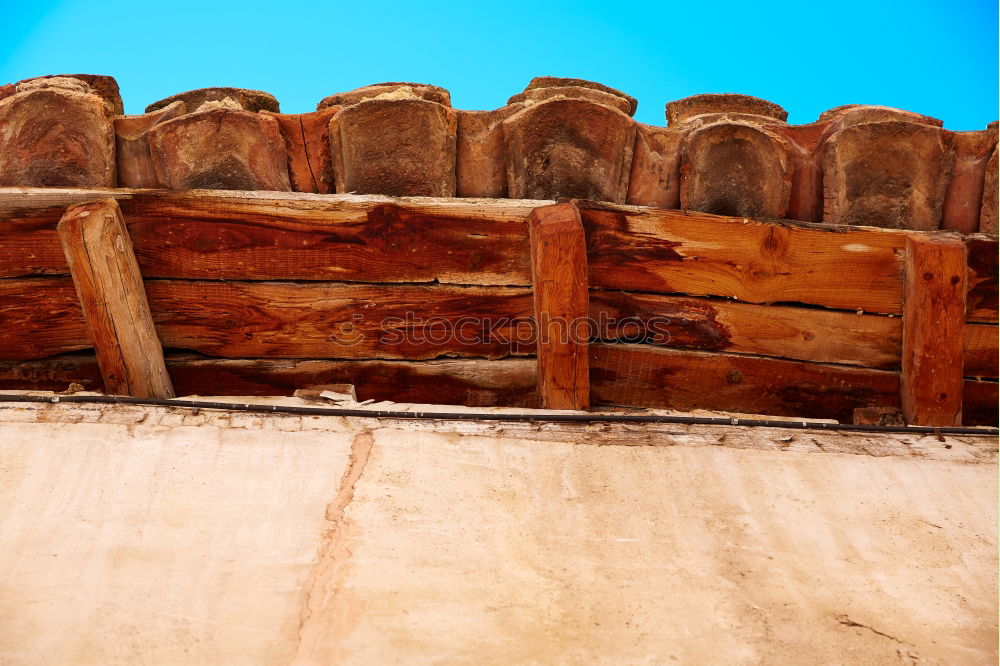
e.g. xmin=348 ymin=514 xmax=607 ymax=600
xmin=57 ymin=198 xmax=174 ymax=398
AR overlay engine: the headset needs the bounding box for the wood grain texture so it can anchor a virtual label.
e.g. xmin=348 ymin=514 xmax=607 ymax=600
xmin=583 ymin=205 xmax=908 ymax=314
xmin=592 ymin=290 xmax=998 ymax=377
xmin=590 ymin=343 xmax=900 ymax=423
xmin=3 ymin=277 xmax=995 ymax=376
xmin=0 ymin=190 xmax=533 ymax=284
xmin=57 ymin=199 xmax=174 ymax=398
xmin=966 ymin=235 xmax=998 ymax=322
xmin=0 ymin=278 xmax=533 ymax=361
xmin=901 ymin=235 xmax=967 ymax=426
xmin=529 ymin=203 xmax=590 ymax=410
xmin=0 ymin=189 xmax=995 ymax=324
xmin=0 ymin=352 xmax=538 ymax=407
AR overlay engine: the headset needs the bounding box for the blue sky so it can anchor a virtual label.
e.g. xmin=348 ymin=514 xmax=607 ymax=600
xmin=1 ymin=0 xmax=996 ymax=129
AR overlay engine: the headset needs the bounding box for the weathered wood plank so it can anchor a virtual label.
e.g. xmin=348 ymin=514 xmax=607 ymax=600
xmin=0 ymin=190 xmax=533 ymax=284
xmin=590 ymin=342 xmax=997 ymax=426
xmin=1 ymin=349 xmax=993 ymax=425
xmin=963 ymin=324 xmax=999 ymax=379
xmin=582 ymin=205 xmax=997 ymax=319
xmin=0 ymin=278 xmax=534 ymax=361
xmin=963 ymin=379 xmax=999 ymax=428
xmin=0 ymin=278 xmax=89 ymax=359
xmin=1 ymin=190 xmax=995 ymax=325
xmin=591 ymin=290 xmax=901 ymax=369
xmin=590 ymin=343 xmax=901 ymax=423
xmin=0 ymin=352 xmax=539 ymax=407
xmin=966 ymin=235 xmax=999 ymax=322
xmin=58 ymin=199 xmax=174 ymax=399
xmin=592 ymin=290 xmax=998 ymax=377
xmin=901 ymin=235 xmax=968 ymax=426
xmin=529 ymin=203 xmax=590 ymax=410
xmin=0 ymin=187 xmax=552 ymax=219
xmin=4 ymin=277 xmax=995 ymax=376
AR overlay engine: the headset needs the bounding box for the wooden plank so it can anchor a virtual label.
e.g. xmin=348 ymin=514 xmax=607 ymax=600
xmin=0 ymin=352 xmax=538 ymax=407
xmin=964 ymin=324 xmax=999 ymax=379
xmin=529 ymin=203 xmax=590 ymax=410
xmin=0 ymin=278 xmax=89 ymax=359
xmin=592 ymin=290 xmax=998 ymax=377
xmin=584 ymin=205 xmax=908 ymax=315
xmin=57 ymin=199 xmax=174 ymax=399
xmin=0 ymin=189 xmax=533 ymax=284
xmin=1 ymin=189 xmax=995 ymax=323
xmin=590 ymin=343 xmax=901 ymax=424
xmin=591 ymin=290 xmax=902 ymax=369
xmin=0 ymin=278 xmax=534 ymax=361
xmin=963 ymin=379 xmax=1000 ymax=428
xmin=966 ymin=235 xmax=998 ymax=322
xmin=3 ymin=276 xmax=995 ymax=376
xmin=901 ymin=235 xmax=967 ymax=426
xmin=0 ymin=349 xmax=993 ymax=425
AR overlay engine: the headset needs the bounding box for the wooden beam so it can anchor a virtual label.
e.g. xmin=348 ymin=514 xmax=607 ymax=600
xmin=0 ymin=278 xmax=534 ymax=362
xmin=0 ymin=188 xmax=995 ymax=324
xmin=3 ymin=277 xmax=995 ymax=377
xmin=2 ymin=351 xmax=995 ymax=426
xmin=583 ymin=205 xmax=910 ymax=316
xmin=0 ymin=353 xmax=538 ymax=408
xmin=901 ymin=235 xmax=967 ymax=426
xmin=57 ymin=199 xmax=174 ymax=398
xmin=590 ymin=343 xmax=901 ymax=424
xmin=529 ymin=203 xmax=590 ymax=410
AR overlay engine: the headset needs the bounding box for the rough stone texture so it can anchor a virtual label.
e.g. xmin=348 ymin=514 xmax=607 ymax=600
xmin=823 ymin=121 xmax=954 ymax=230
xmin=0 ymin=399 xmax=995 ymax=665
xmin=819 ymin=104 xmax=943 ymax=128
xmin=145 ymin=87 xmax=279 ymax=114
xmin=18 ymin=74 xmax=123 ymax=115
xmin=264 ymin=107 xmax=339 ymax=194
xmin=146 ymin=109 xmax=291 ymax=191
xmin=503 ymin=98 xmax=636 ymax=202
xmin=667 ymin=93 xmax=787 ymax=127
xmin=329 ymin=98 xmax=457 ymax=197
xmin=523 ymin=77 xmax=637 ymax=116
xmin=114 ymin=102 xmax=187 ymax=188
xmin=980 ymin=148 xmax=998 ymax=235
xmin=626 ymin=124 xmax=683 ymax=208
xmin=0 ymin=86 xmax=115 ymax=187
xmin=456 ymin=106 xmax=522 ymax=198
xmin=508 ymin=86 xmax=634 ymax=116
xmin=680 ymin=121 xmax=792 ymax=218
xmin=942 ymin=128 xmax=998 ymax=233
xmin=317 ymin=83 xmax=451 ymax=110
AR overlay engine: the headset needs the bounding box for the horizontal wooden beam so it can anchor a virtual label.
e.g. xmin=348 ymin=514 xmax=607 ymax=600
xmin=57 ymin=199 xmax=174 ymax=399
xmin=0 ymin=189 xmax=534 ymax=285
xmin=582 ymin=204 xmax=997 ymax=320
xmin=1 ymin=189 xmax=994 ymax=323
xmin=591 ymin=290 xmax=998 ymax=377
xmin=3 ymin=277 xmax=995 ymax=377
xmin=0 ymin=353 xmax=538 ymax=408
xmin=2 ymin=349 xmax=994 ymax=426
xmin=0 ymin=278 xmax=534 ymax=361
xmin=589 ymin=342 xmax=997 ymax=427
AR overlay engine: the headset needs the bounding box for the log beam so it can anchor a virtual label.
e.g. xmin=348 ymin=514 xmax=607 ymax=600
xmin=528 ymin=203 xmax=590 ymax=410
xmin=57 ymin=199 xmax=174 ymax=398
xmin=901 ymin=235 xmax=967 ymax=426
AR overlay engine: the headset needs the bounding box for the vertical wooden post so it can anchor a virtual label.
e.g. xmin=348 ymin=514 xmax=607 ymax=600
xmin=901 ymin=234 xmax=967 ymax=426
xmin=58 ymin=198 xmax=175 ymax=399
xmin=528 ymin=203 xmax=590 ymax=410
